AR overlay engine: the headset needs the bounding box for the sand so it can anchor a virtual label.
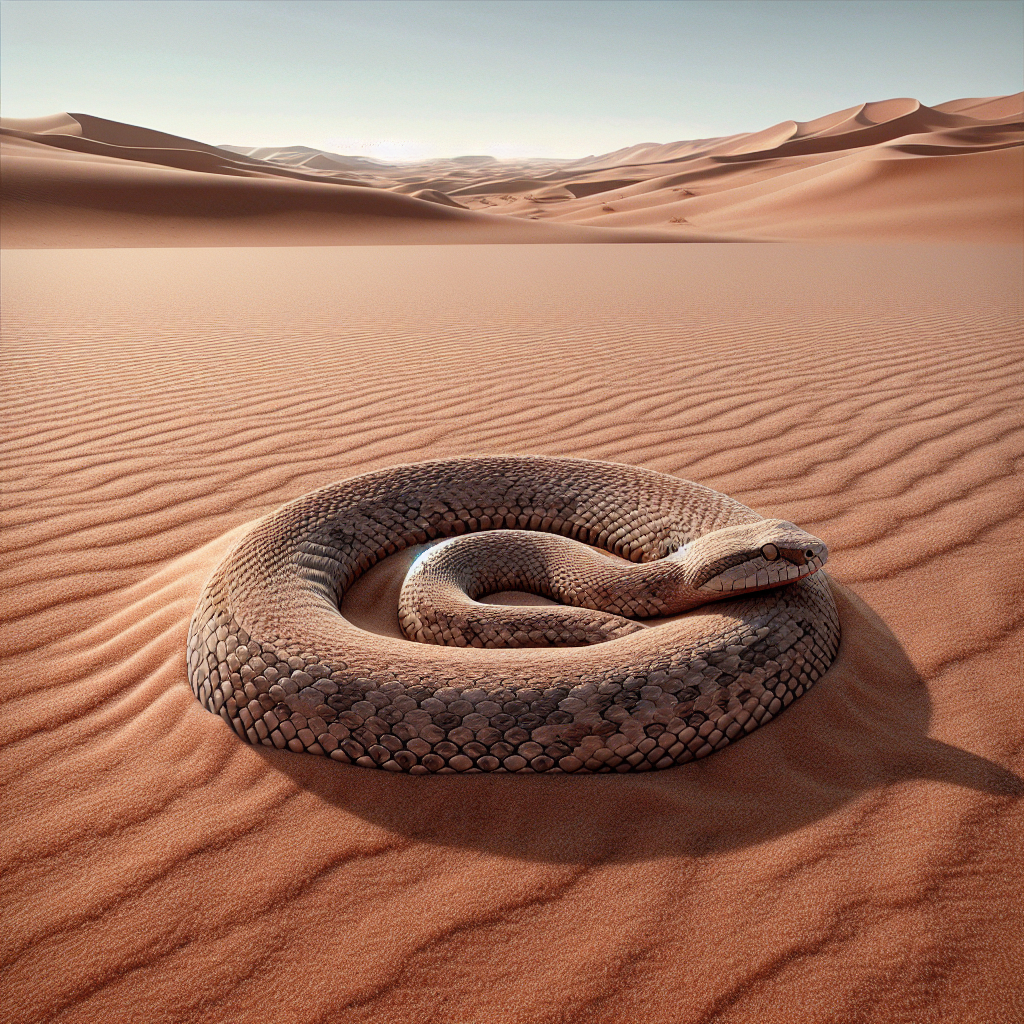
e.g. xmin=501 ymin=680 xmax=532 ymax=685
xmin=1 ymin=238 xmax=1021 ymax=1023
xmin=2 ymin=93 xmax=1021 ymax=246
xmin=2 ymin=86 xmax=1022 ymax=1023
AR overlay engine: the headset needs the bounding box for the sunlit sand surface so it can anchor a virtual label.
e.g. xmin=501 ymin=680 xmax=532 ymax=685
xmin=1 ymin=240 xmax=1020 ymax=1022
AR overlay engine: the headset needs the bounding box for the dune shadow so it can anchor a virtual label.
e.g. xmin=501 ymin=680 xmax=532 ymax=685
xmin=252 ymin=581 xmax=1021 ymax=863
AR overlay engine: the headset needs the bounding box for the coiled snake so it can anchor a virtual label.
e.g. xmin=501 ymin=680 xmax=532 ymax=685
xmin=187 ymin=456 xmax=840 ymax=773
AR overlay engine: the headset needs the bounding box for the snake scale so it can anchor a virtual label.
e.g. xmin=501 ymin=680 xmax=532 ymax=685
xmin=187 ymin=456 xmax=840 ymax=773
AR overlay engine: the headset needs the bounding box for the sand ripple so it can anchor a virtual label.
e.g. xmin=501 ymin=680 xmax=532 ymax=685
xmin=1 ymin=244 xmax=1021 ymax=1023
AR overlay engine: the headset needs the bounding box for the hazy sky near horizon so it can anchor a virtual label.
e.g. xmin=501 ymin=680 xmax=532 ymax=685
xmin=1 ymin=0 xmax=1021 ymax=159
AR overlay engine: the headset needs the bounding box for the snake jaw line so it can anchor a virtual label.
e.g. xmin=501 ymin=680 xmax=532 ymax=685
xmin=700 ymin=553 xmax=825 ymax=594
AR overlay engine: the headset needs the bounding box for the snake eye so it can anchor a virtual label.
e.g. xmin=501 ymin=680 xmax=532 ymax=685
xmin=761 ymin=544 xmax=779 ymax=560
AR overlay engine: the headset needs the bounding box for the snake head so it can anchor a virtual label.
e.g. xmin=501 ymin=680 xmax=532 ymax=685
xmin=670 ymin=519 xmax=828 ymax=595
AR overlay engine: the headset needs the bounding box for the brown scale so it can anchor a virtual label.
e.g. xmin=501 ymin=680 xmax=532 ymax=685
xmin=187 ymin=456 xmax=840 ymax=773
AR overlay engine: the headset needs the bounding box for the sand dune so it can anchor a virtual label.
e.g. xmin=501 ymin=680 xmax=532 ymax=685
xmin=3 ymin=93 xmax=1020 ymax=246
xmin=934 ymin=93 xmax=1024 ymax=119
xmin=495 ymin=97 xmax=1023 ymax=240
xmin=0 ymin=130 xmax=694 ymax=248
xmin=1 ymin=243 xmax=1020 ymax=1022
xmin=0 ymin=114 xmax=700 ymax=247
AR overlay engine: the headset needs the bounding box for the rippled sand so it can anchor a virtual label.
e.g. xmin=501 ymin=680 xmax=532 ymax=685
xmin=1 ymin=243 xmax=1021 ymax=1023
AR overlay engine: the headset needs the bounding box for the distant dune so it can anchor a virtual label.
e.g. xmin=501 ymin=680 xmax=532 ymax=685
xmin=2 ymin=93 xmax=1020 ymax=246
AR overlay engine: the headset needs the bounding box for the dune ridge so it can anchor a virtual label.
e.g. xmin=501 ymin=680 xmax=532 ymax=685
xmin=2 ymin=93 xmax=1020 ymax=246
xmin=1 ymin=242 xmax=1021 ymax=1022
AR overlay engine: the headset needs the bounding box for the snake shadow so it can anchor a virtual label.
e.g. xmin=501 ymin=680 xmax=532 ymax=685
xmin=253 ymin=581 xmax=1022 ymax=863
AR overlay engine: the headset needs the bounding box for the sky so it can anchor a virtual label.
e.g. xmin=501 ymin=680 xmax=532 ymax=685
xmin=1 ymin=0 xmax=1021 ymax=160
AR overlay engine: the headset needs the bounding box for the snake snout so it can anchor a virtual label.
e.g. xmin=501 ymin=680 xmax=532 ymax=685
xmin=696 ymin=527 xmax=828 ymax=595
xmin=777 ymin=542 xmax=827 ymax=567
xmin=756 ymin=521 xmax=828 ymax=569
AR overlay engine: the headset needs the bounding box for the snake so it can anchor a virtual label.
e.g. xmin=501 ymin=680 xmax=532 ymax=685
xmin=187 ymin=456 xmax=840 ymax=773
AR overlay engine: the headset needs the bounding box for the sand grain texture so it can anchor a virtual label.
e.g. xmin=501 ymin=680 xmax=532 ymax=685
xmin=1 ymin=243 xmax=1021 ymax=1023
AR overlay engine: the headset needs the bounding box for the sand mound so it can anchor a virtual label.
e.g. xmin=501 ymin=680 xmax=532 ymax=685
xmin=1 ymin=242 xmax=1020 ymax=1022
xmin=526 ymin=94 xmax=1022 ymax=240
xmin=404 ymin=188 xmax=469 ymax=209
xmin=0 ymin=134 xmax=698 ymax=247
xmin=0 ymin=115 xmax=705 ymax=247
xmin=933 ymin=93 xmax=1024 ymax=119
xmin=3 ymin=92 xmax=1020 ymax=246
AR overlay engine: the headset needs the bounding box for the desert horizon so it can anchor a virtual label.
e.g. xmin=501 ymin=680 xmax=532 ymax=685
xmin=3 ymin=89 xmax=1022 ymax=246
xmin=2 ymin=1 xmax=1022 ymax=1022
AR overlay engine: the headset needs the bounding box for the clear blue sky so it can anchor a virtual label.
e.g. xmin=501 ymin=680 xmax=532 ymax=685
xmin=1 ymin=0 xmax=1021 ymax=159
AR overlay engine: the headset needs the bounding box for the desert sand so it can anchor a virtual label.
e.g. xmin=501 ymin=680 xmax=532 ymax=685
xmin=2 ymin=93 xmax=1021 ymax=245
xmin=1 ymin=94 xmax=1022 ymax=1024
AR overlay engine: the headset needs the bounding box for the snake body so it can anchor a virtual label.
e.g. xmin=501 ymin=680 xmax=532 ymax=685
xmin=187 ymin=456 xmax=840 ymax=773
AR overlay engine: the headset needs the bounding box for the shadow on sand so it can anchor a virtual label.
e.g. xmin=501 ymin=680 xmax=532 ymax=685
xmin=253 ymin=581 xmax=1021 ymax=863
